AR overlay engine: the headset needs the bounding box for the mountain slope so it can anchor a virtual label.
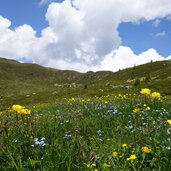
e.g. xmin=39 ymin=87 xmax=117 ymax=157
xmin=0 ymin=57 xmax=171 ymax=108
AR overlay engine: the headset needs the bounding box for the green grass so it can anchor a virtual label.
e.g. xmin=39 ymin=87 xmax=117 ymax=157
xmin=1 ymin=57 xmax=171 ymax=109
xmin=0 ymin=57 xmax=171 ymax=170
xmin=0 ymin=90 xmax=171 ymax=170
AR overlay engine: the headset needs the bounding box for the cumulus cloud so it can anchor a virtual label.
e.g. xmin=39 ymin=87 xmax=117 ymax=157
xmin=100 ymin=46 xmax=166 ymax=72
xmin=1 ymin=0 xmax=171 ymax=72
xmin=0 ymin=16 xmax=37 ymax=59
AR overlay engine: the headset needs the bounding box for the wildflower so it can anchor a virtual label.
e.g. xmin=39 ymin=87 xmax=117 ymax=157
xmin=112 ymin=151 xmax=118 ymax=157
xmin=122 ymin=143 xmax=127 ymax=147
xmin=167 ymin=128 xmax=171 ymax=134
xmin=102 ymin=163 xmax=111 ymax=168
xmin=127 ymin=154 xmax=136 ymax=161
xmin=167 ymin=120 xmax=171 ymax=125
xmin=12 ymin=105 xmax=31 ymax=114
xmin=98 ymin=138 xmax=103 ymax=143
xmin=12 ymin=105 xmax=23 ymax=112
xmin=146 ymin=106 xmax=151 ymax=111
xmin=166 ymin=147 xmax=171 ymax=150
xmin=140 ymin=88 xmax=151 ymax=95
xmin=143 ymin=104 xmax=147 ymax=107
xmin=65 ymin=132 xmax=72 ymax=139
xmin=97 ymin=130 xmax=103 ymax=136
xmin=151 ymin=92 xmax=161 ymax=100
xmin=128 ymin=125 xmax=133 ymax=130
xmin=142 ymin=146 xmax=152 ymax=153
xmin=18 ymin=108 xmax=31 ymax=114
xmin=92 ymin=163 xmax=96 ymax=167
xmin=86 ymin=164 xmax=91 ymax=168
xmin=34 ymin=137 xmax=46 ymax=146
xmin=133 ymin=107 xmax=141 ymax=113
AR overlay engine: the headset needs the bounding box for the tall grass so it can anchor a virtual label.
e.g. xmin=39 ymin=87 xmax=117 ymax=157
xmin=0 ymin=90 xmax=171 ymax=170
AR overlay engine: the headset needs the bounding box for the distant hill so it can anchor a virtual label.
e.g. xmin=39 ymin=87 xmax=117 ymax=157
xmin=0 ymin=57 xmax=171 ymax=108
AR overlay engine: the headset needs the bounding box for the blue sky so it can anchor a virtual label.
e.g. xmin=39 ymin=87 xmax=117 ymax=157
xmin=0 ymin=0 xmax=49 ymax=36
xmin=0 ymin=0 xmax=171 ymax=72
xmin=119 ymin=19 xmax=171 ymax=57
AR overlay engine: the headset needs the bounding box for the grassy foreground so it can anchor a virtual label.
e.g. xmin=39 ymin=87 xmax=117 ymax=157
xmin=0 ymin=89 xmax=171 ymax=171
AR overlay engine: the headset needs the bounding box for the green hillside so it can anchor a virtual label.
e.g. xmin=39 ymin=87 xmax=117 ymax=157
xmin=0 ymin=57 xmax=171 ymax=108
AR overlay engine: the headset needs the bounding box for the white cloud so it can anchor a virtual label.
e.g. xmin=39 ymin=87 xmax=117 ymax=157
xmin=1 ymin=0 xmax=171 ymax=72
xmin=153 ymin=19 xmax=161 ymax=27
xmin=154 ymin=31 xmax=166 ymax=37
xmin=0 ymin=16 xmax=37 ymax=59
xmin=99 ymin=46 xmax=167 ymax=72
xmin=39 ymin=0 xmax=53 ymax=6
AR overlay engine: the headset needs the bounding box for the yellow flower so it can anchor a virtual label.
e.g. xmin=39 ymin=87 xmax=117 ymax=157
xmin=122 ymin=143 xmax=127 ymax=147
xmin=167 ymin=120 xmax=171 ymax=125
xmin=102 ymin=163 xmax=111 ymax=168
xmin=92 ymin=163 xmax=96 ymax=167
xmin=112 ymin=151 xmax=118 ymax=157
xmin=94 ymin=169 xmax=98 ymax=171
xmin=146 ymin=106 xmax=151 ymax=111
xmin=18 ymin=108 xmax=31 ymax=115
xmin=140 ymin=88 xmax=151 ymax=95
xmin=133 ymin=107 xmax=141 ymax=113
xmin=151 ymin=92 xmax=161 ymax=100
xmin=12 ymin=105 xmax=31 ymax=115
xmin=142 ymin=146 xmax=152 ymax=153
xmin=127 ymin=154 xmax=136 ymax=161
xmin=86 ymin=164 xmax=91 ymax=168
xmin=12 ymin=105 xmax=23 ymax=112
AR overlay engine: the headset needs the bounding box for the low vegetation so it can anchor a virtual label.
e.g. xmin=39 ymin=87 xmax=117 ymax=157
xmin=0 ymin=58 xmax=171 ymax=170
xmin=0 ymin=89 xmax=171 ymax=170
xmin=0 ymin=57 xmax=171 ymax=109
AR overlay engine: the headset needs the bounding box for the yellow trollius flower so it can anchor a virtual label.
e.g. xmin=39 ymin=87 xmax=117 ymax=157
xmin=127 ymin=154 xmax=136 ymax=161
xmin=151 ymin=92 xmax=161 ymax=100
xmin=140 ymin=88 xmax=151 ymax=95
xmin=112 ymin=151 xmax=118 ymax=157
xmin=122 ymin=143 xmax=127 ymax=147
xmin=12 ymin=105 xmax=23 ymax=112
xmin=133 ymin=107 xmax=141 ymax=113
xmin=167 ymin=120 xmax=171 ymax=125
xmin=91 ymin=163 xmax=96 ymax=167
xmin=146 ymin=106 xmax=151 ymax=111
xmin=12 ymin=105 xmax=31 ymax=115
xmin=142 ymin=146 xmax=152 ymax=153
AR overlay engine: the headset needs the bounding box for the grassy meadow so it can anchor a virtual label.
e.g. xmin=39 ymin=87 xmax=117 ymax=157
xmin=0 ymin=89 xmax=171 ymax=170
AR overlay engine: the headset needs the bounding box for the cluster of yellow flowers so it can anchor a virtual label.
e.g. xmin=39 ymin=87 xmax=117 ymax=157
xmin=140 ymin=88 xmax=161 ymax=100
xmin=12 ymin=105 xmax=31 ymax=115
